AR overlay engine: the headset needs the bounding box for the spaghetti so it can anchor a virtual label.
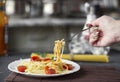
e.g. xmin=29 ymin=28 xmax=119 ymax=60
xmin=54 ymin=39 xmax=65 ymax=62
xmin=17 ymin=39 xmax=73 ymax=74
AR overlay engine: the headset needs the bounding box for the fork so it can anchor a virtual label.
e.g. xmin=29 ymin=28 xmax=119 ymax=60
xmin=67 ymin=24 xmax=94 ymax=42
xmin=67 ymin=27 xmax=90 ymax=42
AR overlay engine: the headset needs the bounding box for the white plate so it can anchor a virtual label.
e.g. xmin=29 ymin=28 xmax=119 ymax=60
xmin=8 ymin=58 xmax=80 ymax=77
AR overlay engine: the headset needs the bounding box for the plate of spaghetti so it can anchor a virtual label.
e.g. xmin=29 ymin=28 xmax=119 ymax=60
xmin=8 ymin=39 xmax=80 ymax=77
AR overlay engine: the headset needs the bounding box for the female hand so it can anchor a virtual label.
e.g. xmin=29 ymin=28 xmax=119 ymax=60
xmin=88 ymin=15 xmax=120 ymax=47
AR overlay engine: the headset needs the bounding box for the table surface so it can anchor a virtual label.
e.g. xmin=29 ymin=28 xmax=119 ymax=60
xmin=5 ymin=65 xmax=120 ymax=82
xmin=0 ymin=49 xmax=120 ymax=82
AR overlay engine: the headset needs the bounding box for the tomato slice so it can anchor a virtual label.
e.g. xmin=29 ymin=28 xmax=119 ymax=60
xmin=67 ymin=64 xmax=73 ymax=70
xmin=63 ymin=64 xmax=67 ymax=69
xmin=17 ymin=65 xmax=27 ymax=72
xmin=31 ymin=56 xmax=41 ymax=61
xmin=45 ymin=66 xmax=56 ymax=74
xmin=63 ymin=64 xmax=73 ymax=70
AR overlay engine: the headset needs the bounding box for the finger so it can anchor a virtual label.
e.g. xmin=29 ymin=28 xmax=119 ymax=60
xmin=89 ymin=26 xmax=99 ymax=34
xmin=90 ymin=19 xmax=100 ymax=27
xmin=89 ymin=30 xmax=100 ymax=45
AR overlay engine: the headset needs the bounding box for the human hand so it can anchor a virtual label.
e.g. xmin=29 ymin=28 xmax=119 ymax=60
xmin=88 ymin=15 xmax=120 ymax=47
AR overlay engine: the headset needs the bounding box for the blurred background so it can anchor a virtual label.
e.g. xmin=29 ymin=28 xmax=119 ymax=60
xmin=4 ymin=0 xmax=120 ymax=54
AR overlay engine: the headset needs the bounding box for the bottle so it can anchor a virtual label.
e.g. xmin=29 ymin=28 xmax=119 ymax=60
xmin=0 ymin=0 xmax=8 ymax=56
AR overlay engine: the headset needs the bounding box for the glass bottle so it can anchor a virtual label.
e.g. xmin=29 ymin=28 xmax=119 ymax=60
xmin=0 ymin=0 xmax=8 ymax=56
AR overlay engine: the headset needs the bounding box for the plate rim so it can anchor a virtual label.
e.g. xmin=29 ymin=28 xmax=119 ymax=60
xmin=8 ymin=58 xmax=80 ymax=77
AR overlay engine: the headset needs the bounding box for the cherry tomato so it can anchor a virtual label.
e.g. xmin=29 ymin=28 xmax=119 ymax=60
xmin=67 ymin=64 xmax=73 ymax=70
xmin=63 ymin=64 xmax=73 ymax=70
xmin=45 ymin=66 xmax=56 ymax=74
xmin=17 ymin=65 xmax=27 ymax=72
xmin=31 ymin=56 xmax=41 ymax=61
xmin=63 ymin=64 xmax=67 ymax=69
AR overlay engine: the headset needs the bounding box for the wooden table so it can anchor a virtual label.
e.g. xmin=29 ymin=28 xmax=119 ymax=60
xmin=5 ymin=65 xmax=120 ymax=82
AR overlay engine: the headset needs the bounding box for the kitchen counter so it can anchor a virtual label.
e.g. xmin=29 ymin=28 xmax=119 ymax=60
xmin=0 ymin=49 xmax=120 ymax=82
